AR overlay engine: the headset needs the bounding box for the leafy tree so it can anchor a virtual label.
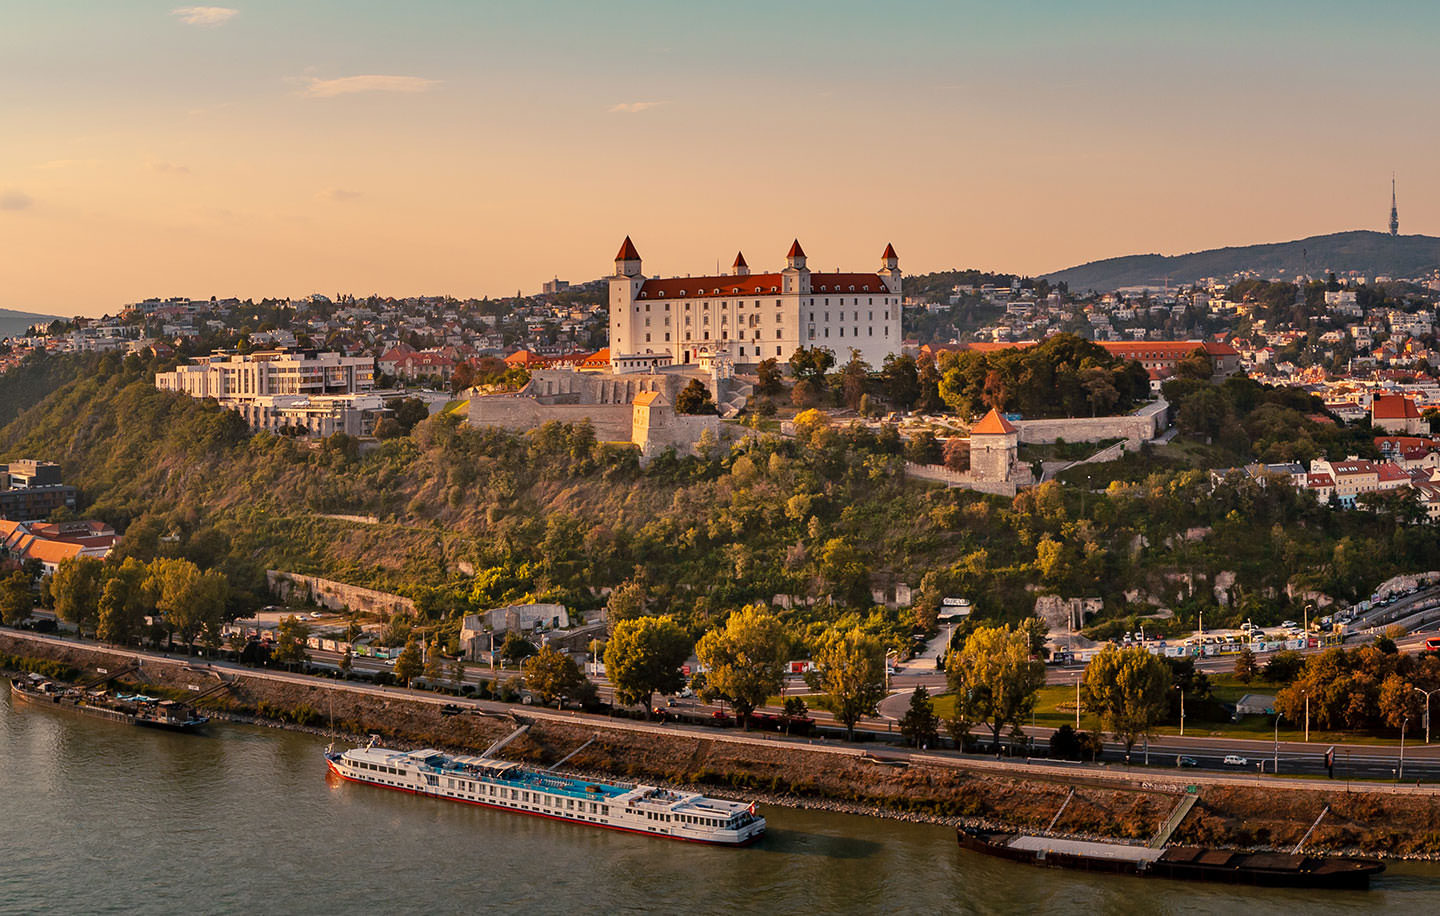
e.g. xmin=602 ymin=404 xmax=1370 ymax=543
xmin=1264 ymin=650 xmax=1305 ymax=684
xmin=1174 ymin=347 xmax=1213 ymax=380
xmin=604 ymin=616 xmax=692 ymax=718
xmin=148 ymin=557 xmax=228 ymax=653
xmin=880 ymin=353 xmax=920 ymax=410
xmin=755 ymin=358 xmax=785 ymax=397
xmin=805 ymin=626 xmax=886 ymax=740
xmin=946 ymin=625 xmax=1046 ymax=753
xmin=1082 ymin=645 xmax=1171 ymax=759
xmin=694 ymin=604 xmax=789 ymax=727
xmin=899 ymin=684 xmax=940 ymax=749
xmin=606 ymin=577 xmax=649 ymax=632
xmin=675 ymin=379 xmax=717 ymax=415
xmin=95 ymin=557 xmax=153 ymax=646
xmin=789 ymin=346 xmax=835 ymax=383
xmin=500 ymin=630 xmax=537 ymax=665
xmin=51 ymin=555 xmax=106 ymax=637
xmin=1233 ymin=646 xmax=1259 ymax=684
xmin=271 ymin=615 xmax=311 ymax=671
xmin=0 ymin=569 xmax=33 ymax=626
xmin=942 ymin=437 xmax=969 ymax=472
xmin=903 ymin=431 xmax=942 ymax=465
xmin=447 ymin=657 xmax=467 ymax=687
xmin=393 ymin=635 xmax=423 ymax=686
xmin=391 ymin=396 xmax=430 ymax=433
xmin=339 ymin=649 xmax=353 ymax=677
xmin=423 ymin=639 xmax=443 ymax=680
xmin=524 ymin=644 xmax=591 ymax=706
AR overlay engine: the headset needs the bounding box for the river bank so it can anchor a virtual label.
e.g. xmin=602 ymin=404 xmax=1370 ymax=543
xmin=5 ymin=631 xmax=1440 ymax=858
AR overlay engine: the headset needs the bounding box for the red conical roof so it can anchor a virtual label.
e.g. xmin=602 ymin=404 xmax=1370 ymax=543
xmin=787 ymin=239 xmax=806 ymax=259
xmin=882 ymin=242 xmax=898 ymax=260
xmin=615 ymin=236 xmax=641 ymax=261
xmin=971 ymin=407 xmax=1017 ymax=435
xmin=733 ymin=251 xmax=748 ymax=268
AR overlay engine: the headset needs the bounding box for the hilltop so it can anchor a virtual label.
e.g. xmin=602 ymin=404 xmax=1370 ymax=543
xmin=1041 ymin=230 xmax=1440 ymax=292
xmin=0 ymin=308 xmax=60 ymax=340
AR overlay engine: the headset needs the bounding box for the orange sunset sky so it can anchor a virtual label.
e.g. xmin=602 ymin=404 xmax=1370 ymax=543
xmin=3 ymin=1 xmax=1437 ymax=317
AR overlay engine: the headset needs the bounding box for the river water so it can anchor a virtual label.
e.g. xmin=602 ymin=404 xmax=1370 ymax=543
xmin=2 ymin=691 xmax=1437 ymax=915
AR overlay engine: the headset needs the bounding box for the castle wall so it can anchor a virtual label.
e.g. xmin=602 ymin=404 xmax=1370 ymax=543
xmin=1012 ymin=412 xmax=1162 ymax=447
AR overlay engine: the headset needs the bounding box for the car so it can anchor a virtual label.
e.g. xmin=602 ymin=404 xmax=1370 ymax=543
xmin=309 ymin=611 xmax=324 ymax=619
xmin=1223 ymin=754 xmax=1247 ymax=766
xmin=1281 ymin=620 xmax=1297 ymax=629
xmin=1176 ymin=756 xmax=1198 ymax=768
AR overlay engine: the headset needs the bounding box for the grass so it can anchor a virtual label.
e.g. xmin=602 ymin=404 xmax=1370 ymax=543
xmin=441 ymin=399 xmax=470 ymax=414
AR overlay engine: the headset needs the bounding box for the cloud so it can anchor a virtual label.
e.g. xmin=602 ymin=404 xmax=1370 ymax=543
xmin=0 ymin=189 xmax=34 ymax=211
xmin=171 ymin=7 xmax=238 ymax=27
xmin=301 ymin=75 xmax=441 ymax=98
xmin=608 ymin=101 xmax=664 ymax=113
xmin=316 ymin=188 xmax=363 ymax=202
xmin=151 ymin=161 xmax=193 ymax=175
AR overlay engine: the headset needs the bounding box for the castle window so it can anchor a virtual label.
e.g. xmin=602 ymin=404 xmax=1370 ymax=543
xmin=685 ymin=332 xmax=692 ymax=341
xmin=665 ymin=332 xmax=671 ymax=341
xmin=645 ymin=333 xmax=651 ymax=342
xmin=703 ymin=332 xmax=710 ymax=340
xmin=645 ymin=303 xmax=649 ymax=312
xmin=839 ymin=327 xmax=844 ymax=337
xmin=639 ymin=292 xmax=646 ymax=298
xmin=869 ymin=311 xmax=873 ymax=320
xmin=777 ymin=346 xmax=782 ymax=355
xmin=776 ymin=330 xmax=782 ymax=339
xmin=685 ymin=303 xmax=691 ymax=311
xmin=868 ymin=327 xmax=873 ymax=336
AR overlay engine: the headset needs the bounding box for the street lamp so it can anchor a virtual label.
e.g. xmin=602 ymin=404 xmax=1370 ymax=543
xmin=1273 ymin=712 xmax=1283 ymax=774
xmin=1399 ymin=716 xmax=1409 ymax=782
xmin=1413 ymin=686 xmax=1440 ymax=744
xmin=1175 ymin=684 xmax=1185 ymax=737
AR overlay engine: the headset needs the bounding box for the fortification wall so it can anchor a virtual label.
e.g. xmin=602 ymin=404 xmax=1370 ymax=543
xmin=1013 ymin=413 xmax=1161 ymax=447
xmin=469 ymin=398 xmax=633 ymax=441
xmin=266 ymin=571 xmax=416 ymax=617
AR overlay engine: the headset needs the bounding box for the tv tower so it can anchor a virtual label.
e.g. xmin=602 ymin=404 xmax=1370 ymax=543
xmin=1390 ymin=175 xmax=1399 ymax=237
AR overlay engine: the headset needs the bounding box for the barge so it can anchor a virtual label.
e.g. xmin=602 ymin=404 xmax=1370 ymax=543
xmin=958 ymin=828 xmax=1384 ymax=890
xmin=8 ymin=676 xmax=210 ymax=732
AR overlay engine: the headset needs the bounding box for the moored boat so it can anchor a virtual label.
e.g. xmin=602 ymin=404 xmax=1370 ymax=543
xmin=957 ymin=827 xmax=1384 ymax=890
xmin=325 ymin=741 xmax=766 ymax=846
xmin=8 ymin=676 xmax=210 ymax=732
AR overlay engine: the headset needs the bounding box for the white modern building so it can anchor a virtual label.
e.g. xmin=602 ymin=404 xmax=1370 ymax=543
xmin=608 ymin=238 xmax=903 ymax=370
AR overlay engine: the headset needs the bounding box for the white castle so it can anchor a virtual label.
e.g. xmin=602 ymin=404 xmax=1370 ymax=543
xmin=608 ymin=238 xmax=903 ymax=371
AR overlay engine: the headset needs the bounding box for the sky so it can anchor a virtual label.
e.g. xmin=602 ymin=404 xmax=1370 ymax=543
xmin=3 ymin=1 xmax=1439 ymax=317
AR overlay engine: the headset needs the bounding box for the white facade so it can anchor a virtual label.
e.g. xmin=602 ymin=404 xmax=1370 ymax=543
xmin=608 ymin=238 xmax=902 ymax=368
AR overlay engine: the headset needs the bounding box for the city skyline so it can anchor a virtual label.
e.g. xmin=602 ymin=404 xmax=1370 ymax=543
xmin=3 ymin=0 xmax=1438 ymax=316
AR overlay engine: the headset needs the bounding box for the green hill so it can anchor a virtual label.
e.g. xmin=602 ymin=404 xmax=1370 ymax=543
xmin=1042 ymin=230 xmax=1440 ymax=292
xmin=0 ymin=308 xmax=60 ymax=340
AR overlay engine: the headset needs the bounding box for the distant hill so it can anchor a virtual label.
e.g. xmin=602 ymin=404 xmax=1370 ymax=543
xmin=0 ymin=308 xmax=59 ymax=340
xmin=1041 ymin=230 xmax=1440 ymax=292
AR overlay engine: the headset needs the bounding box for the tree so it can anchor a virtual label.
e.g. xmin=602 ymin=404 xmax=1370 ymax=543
xmin=789 ymin=346 xmax=835 ymax=383
xmin=51 ymin=555 xmax=106 ymax=637
xmin=96 ymin=557 xmax=153 ymax=646
xmin=0 ymin=569 xmax=33 ymax=626
xmin=1082 ymin=645 xmax=1171 ymax=759
xmin=500 ymin=630 xmax=537 ymax=665
xmin=448 ymin=657 xmax=467 ymax=687
xmin=899 ymin=685 xmax=940 ymax=749
xmin=942 ymin=437 xmax=970 ymax=472
xmin=393 ymin=635 xmax=423 ymax=686
xmin=755 ymin=358 xmax=785 ymax=397
xmin=524 ymin=644 xmax=590 ymax=706
xmin=606 ymin=576 xmax=648 ymax=632
xmin=880 ymin=354 xmax=920 ymax=410
xmin=391 ymin=396 xmax=430 ymax=433
xmin=148 ymin=558 xmax=228 ymax=653
xmin=423 ymin=639 xmax=443 ymax=680
xmin=675 ymin=378 xmax=718 ymax=415
xmin=271 ymin=615 xmax=311 ymax=671
xmin=805 ymin=627 xmax=886 ymax=740
xmin=604 ymin=616 xmax=692 ymax=718
xmin=945 ymin=625 xmax=1046 ymax=754
xmin=694 ymin=604 xmax=789 ymax=727
xmin=1174 ymin=347 xmax=1213 ymax=381
xmin=339 ymin=649 xmax=353 ymax=677
xmin=1234 ymin=646 xmax=1259 ymax=684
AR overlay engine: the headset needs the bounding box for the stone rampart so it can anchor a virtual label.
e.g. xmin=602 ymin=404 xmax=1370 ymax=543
xmin=266 ymin=571 xmax=416 ymax=617
xmin=469 ymin=398 xmax=633 ymax=442
xmin=1013 ymin=413 xmax=1160 ymax=447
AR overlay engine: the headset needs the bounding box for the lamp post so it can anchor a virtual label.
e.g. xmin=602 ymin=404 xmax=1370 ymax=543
xmin=1304 ymin=690 xmax=1310 ymax=743
xmin=1413 ymin=686 xmax=1440 ymax=744
xmin=1399 ymin=716 xmax=1408 ymax=782
xmin=1176 ymin=684 xmax=1185 ymax=737
xmin=1273 ymin=712 xmax=1283 ymax=775
xmin=1075 ymin=677 xmax=1081 ymax=730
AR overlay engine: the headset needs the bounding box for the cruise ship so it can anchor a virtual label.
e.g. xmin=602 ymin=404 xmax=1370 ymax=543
xmin=324 ymin=742 xmax=766 ymax=846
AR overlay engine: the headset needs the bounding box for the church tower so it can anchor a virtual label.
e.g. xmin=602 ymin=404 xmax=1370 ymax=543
xmin=732 ymin=251 xmax=750 ymax=277
xmin=781 ymin=239 xmax=810 ymax=295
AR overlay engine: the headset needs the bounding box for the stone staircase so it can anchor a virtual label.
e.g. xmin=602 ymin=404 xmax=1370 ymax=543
xmin=718 ymin=377 xmax=753 ymax=418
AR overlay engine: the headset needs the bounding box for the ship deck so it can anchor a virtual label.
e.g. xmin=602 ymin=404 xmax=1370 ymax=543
xmin=1007 ymin=836 xmax=1165 ymax=864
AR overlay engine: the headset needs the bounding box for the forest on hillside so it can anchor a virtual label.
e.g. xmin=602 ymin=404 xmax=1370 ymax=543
xmin=0 ymin=352 xmax=1432 ymax=655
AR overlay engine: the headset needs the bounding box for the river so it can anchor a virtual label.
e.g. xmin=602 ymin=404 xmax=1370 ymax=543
xmin=2 ymin=690 xmax=1437 ymax=914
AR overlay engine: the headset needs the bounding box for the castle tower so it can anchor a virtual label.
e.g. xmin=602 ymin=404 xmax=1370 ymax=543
xmin=969 ymin=408 xmax=1019 ymax=482
xmin=878 ymin=242 xmax=901 ymax=295
xmin=609 ymin=237 xmax=645 ymax=359
xmin=781 ymin=239 xmax=810 ymax=295
xmin=732 ymin=251 xmax=749 ymax=277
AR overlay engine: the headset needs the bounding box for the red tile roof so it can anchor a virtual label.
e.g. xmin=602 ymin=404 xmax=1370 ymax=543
xmin=732 ymin=251 xmax=747 ymax=269
xmin=882 ymin=242 xmax=898 ymax=260
xmin=787 ymin=239 xmax=806 ymax=259
xmin=615 ymin=236 xmax=641 ymax=261
xmin=1373 ymin=394 xmax=1421 ymax=420
xmin=637 ymin=272 xmax=891 ymax=300
xmin=971 ymin=407 xmax=1017 ymax=435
